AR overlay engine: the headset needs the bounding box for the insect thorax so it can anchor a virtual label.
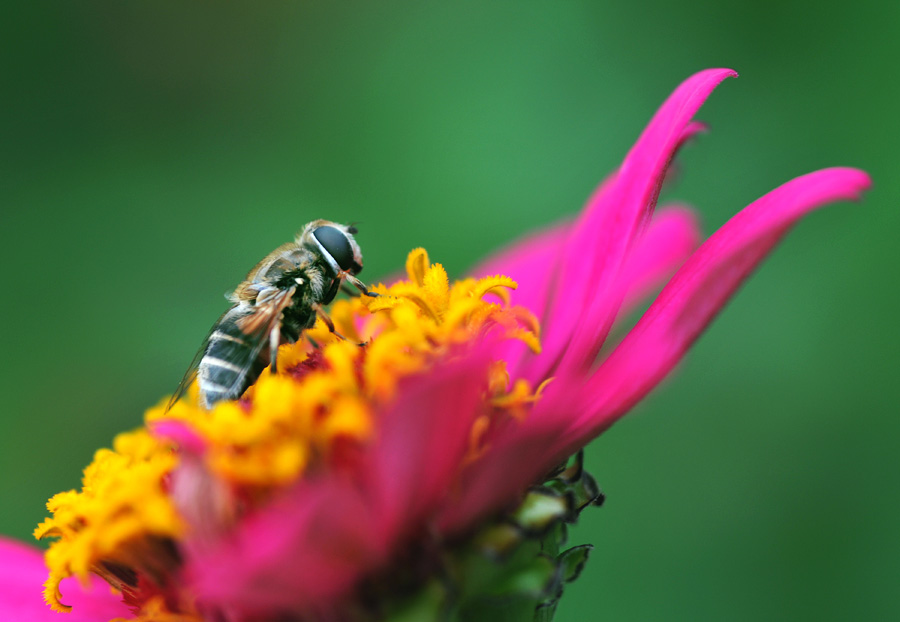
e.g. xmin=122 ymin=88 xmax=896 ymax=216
xmin=279 ymin=261 xmax=339 ymax=342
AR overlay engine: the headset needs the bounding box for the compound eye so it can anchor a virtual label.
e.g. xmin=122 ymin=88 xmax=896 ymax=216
xmin=313 ymin=226 xmax=355 ymax=272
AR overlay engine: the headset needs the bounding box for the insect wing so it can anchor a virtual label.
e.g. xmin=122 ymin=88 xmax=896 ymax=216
xmin=165 ymin=312 xmax=228 ymax=412
xmin=219 ymin=285 xmax=298 ymax=399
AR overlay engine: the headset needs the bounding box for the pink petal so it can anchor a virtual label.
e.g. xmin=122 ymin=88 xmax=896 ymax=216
xmin=616 ymin=205 xmax=702 ymax=316
xmin=187 ymin=478 xmax=383 ymax=614
xmin=557 ymin=167 xmax=871 ymax=453
xmin=471 ymin=205 xmax=701 ymax=320
xmin=533 ymin=69 xmax=736 ymax=382
xmin=0 ymin=536 xmax=132 ymax=621
xmin=148 ymin=419 xmax=206 ymax=455
xmin=470 ymin=205 xmax=701 ymax=375
xmin=442 ymin=168 xmax=870 ymax=533
xmin=365 ymin=351 xmax=492 ymax=539
xmin=436 ymin=409 xmax=565 ymax=533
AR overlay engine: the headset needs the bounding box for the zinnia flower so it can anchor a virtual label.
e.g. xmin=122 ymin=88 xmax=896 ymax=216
xmin=0 ymin=68 xmax=870 ymax=622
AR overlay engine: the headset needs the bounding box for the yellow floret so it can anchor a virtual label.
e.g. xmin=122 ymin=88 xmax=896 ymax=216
xmin=37 ymin=429 xmax=183 ymax=611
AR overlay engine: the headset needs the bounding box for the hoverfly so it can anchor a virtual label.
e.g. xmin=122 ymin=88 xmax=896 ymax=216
xmin=168 ymin=220 xmax=376 ymax=410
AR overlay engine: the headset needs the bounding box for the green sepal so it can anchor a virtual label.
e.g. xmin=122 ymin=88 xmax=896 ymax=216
xmin=479 ymin=554 xmax=558 ymax=599
xmin=543 ymin=450 xmax=605 ymax=517
xmin=558 ymin=544 xmax=593 ymax=583
xmin=452 ymin=549 xmax=559 ymax=622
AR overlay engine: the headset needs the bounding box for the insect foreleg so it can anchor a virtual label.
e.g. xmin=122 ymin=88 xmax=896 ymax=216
xmin=343 ymin=274 xmax=379 ymax=297
xmin=312 ymin=303 xmax=350 ymax=342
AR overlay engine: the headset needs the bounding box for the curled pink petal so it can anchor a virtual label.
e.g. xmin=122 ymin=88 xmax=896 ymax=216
xmin=557 ymin=167 xmax=871 ymax=453
xmin=443 ymin=168 xmax=869 ymax=531
xmin=536 ymin=69 xmax=737 ymax=382
xmin=0 ymin=537 xmax=132 ymax=621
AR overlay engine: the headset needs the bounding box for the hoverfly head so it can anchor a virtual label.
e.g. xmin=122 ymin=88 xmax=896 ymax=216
xmin=301 ymin=220 xmax=364 ymax=276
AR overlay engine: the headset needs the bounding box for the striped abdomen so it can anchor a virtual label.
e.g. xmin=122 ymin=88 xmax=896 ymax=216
xmin=197 ymin=306 xmax=268 ymax=408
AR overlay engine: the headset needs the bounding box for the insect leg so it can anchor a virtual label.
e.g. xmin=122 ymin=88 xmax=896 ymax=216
xmin=343 ymin=274 xmax=379 ymax=297
xmin=312 ymin=303 xmax=349 ymax=341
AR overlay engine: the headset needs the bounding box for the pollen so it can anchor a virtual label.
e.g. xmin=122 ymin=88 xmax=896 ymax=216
xmin=36 ymin=248 xmax=546 ymax=620
xmin=35 ymin=429 xmax=184 ymax=612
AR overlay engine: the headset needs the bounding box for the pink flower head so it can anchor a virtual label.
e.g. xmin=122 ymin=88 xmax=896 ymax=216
xmin=7 ymin=69 xmax=870 ymax=622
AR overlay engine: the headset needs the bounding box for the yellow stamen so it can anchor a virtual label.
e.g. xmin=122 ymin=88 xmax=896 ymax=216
xmin=405 ymin=247 xmax=430 ymax=286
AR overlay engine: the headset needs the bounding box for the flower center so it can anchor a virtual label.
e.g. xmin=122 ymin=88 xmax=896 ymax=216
xmin=35 ymin=248 xmax=544 ymax=618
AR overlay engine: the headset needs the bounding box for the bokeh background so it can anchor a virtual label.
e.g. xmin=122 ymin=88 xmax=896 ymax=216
xmin=2 ymin=2 xmax=898 ymax=620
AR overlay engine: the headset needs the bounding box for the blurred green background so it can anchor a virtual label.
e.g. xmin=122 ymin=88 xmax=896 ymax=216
xmin=2 ymin=1 xmax=897 ymax=619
